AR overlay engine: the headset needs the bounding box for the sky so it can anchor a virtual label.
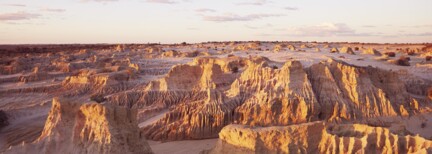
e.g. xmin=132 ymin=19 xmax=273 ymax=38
xmin=0 ymin=0 xmax=431 ymax=44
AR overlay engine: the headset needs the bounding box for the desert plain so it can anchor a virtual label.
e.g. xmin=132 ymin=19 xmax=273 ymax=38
xmin=0 ymin=42 xmax=431 ymax=153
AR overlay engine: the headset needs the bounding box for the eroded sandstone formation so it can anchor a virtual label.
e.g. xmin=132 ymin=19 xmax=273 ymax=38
xmin=139 ymin=56 xmax=250 ymax=140
xmin=205 ymin=122 xmax=432 ymax=154
xmin=136 ymin=57 xmax=432 ymax=141
xmin=231 ymin=60 xmax=320 ymax=126
xmin=363 ymin=48 xmax=383 ymax=56
xmin=340 ymin=47 xmax=355 ymax=55
xmin=1 ymin=42 xmax=431 ymax=153
xmin=3 ymin=98 xmax=153 ymax=154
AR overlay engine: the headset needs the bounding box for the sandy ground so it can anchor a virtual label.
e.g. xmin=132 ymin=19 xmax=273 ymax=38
xmin=148 ymin=139 xmax=218 ymax=154
xmin=138 ymin=110 xmax=169 ymax=128
xmin=139 ymin=110 xmax=218 ymax=154
xmin=389 ymin=113 xmax=432 ymax=139
xmin=0 ymin=112 xmax=47 ymax=150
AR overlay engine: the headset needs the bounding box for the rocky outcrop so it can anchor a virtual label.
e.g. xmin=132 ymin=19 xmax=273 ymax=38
xmin=287 ymin=44 xmax=296 ymax=51
xmin=108 ymin=90 xmax=208 ymax=123
xmin=138 ymin=57 xmax=276 ymax=140
xmin=3 ymin=98 xmax=153 ymax=154
xmin=138 ymin=57 xmax=430 ymax=141
xmin=142 ymin=89 xmax=242 ymax=140
xmin=403 ymin=76 xmax=432 ymax=99
xmin=300 ymin=44 xmax=310 ymax=48
xmin=272 ymin=44 xmax=286 ymax=52
xmin=145 ymin=46 xmax=162 ymax=54
xmin=307 ymin=59 xmax=418 ymax=120
xmin=330 ymin=47 xmax=339 ymax=53
xmin=65 ymin=71 xmax=132 ymax=86
xmin=205 ymin=122 xmax=432 ymax=154
xmin=61 ymin=68 xmax=137 ymax=97
xmin=146 ymin=63 xmax=220 ymax=91
xmin=340 ymin=47 xmax=355 ymax=55
xmin=233 ymin=42 xmax=261 ymax=51
xmin=140 ymin=57 xmax=245 ymax=141
xmin=18 ymin=67 xmax=50 ymax=83
xmin=363 ymin=48 xmax=382 ymax=56
xmin=0 ymin=57 xmax=31 ymax=75
xmin=1 ymin=43 xmax=432 ymax=153
xmin=233 ymin=58 xmax=422 ymax=126
xmin=161 ymin=50 xmax=181 ymax=57
xmin=231 ymin=61 xmax=320 ymax=126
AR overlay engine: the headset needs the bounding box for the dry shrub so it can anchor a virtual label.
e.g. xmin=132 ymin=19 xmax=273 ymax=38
xmin=385 ymin=52 xmax=396 ymax=57
xmin=354 ymin=47 xmax=359 ymax=51
xmin=396 ymin=56 xmax=410 ymax=66
xmin=231 ymin=66 xmax=239 ymax=73
xmin=421 ymin=122 xmax=427 ymax=129
xmin=407 ymin=50 xmax=416 ymax=56
xmin=0 ymin=110 xmax=9 ymax=129
xmin=90 ymin=94 xmax=106 ymax=103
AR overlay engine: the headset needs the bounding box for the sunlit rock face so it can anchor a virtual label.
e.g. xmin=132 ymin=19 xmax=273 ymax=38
xmin=204 ymin=122 xmax=432 ymax=154
xmin=340 ymin=47 xmax=355 ymax=55
xmin=307 ymin=59 xmax=418 ymax=120
xmin=3 ymin=98 xmax=153 ymax=154
xmin=137 ymin=56 xmax=431 ymax=141
xmin=362 ymin=48 xmax=383 ymax=56
xmin=140 ymin=57 xmax=247 ymax=141
xmin=231 ymin=60 xmax=320 ymax=126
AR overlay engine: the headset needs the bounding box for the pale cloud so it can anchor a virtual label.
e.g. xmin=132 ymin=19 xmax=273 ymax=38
xmin=145 ymin=0 xmax=177 ymax=4
xmin=80 ymin=0 xmax=119 ymax=2
xmin=403 ymin=32 xmax=432 ymax=36
xmin=2 ymin=4 xmax=26 ymax=7
xmin=284 ymin=7 xmax=298 ymax=11
xmin=245 ymin=23 xmax=273 ymax=29
xmin=0 ymin=11 xmax=41 ymax=21
xmin=203 ymin=13 xmax=283 ymax=22
xmin=256 ymin=33 xmax=274 ymax=36
xmin=236 ymin=0 xmax=269 ymax=6
xmin=81 ymin=0 xmax=118 ymax=2
xmin=187 ymin=27 xmax=199 ymax=30
xmin=381 ymin=32 xmax=432 ymax=38
xmin=195 ymin=8 xmax=216 ymax=13
xmin=287 ymin=23 xmax=361 ymax=37
xmin=41 ymin=8 xmax=66 ymax=13
xmin=402 ymin=24 xmax=432 ymax=28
